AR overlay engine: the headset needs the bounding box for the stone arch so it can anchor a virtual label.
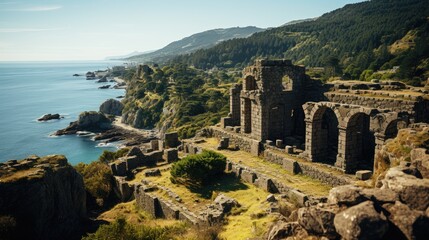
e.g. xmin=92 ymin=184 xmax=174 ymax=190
xmin=269 ymin=103 xmax=285 ymax=140
xmin=345 ymin=112 xmax=374 ymax=172
xmin=244 ymin=75 xmax=256 ymax=91
xmin=310 ymin=106 xmax=339 ymax=165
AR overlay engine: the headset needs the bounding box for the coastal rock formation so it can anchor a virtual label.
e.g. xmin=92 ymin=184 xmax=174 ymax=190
xmin=37 ymin=113 xmax=62 ymax=121
xmin=99 ymin=99 xmax=124 ymax=116
xmin=0 ymin=155 xmax=86 ymax=240
xmin=56 ymin=111 xmax=111 ymax=135
xmin=98 ymin=85 xmax=110 ymax=89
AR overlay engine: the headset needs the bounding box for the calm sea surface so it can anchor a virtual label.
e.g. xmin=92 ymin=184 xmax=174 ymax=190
xmin=0 ymin=61 xmax=125 ymax=165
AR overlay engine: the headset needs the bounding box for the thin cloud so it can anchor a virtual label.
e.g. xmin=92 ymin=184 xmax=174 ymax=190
xmin=2 ymin=5 xmax=62 ymax=12
xmin=0 ymin=28 xmax=62 ymax=33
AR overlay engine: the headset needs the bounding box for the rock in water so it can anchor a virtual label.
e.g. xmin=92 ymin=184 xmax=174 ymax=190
xmin=0 ymin=155 xmax=86 ymax=240
xmin=98 ymin=85 xmax=110 ymax=89
xmin=38 ymin=113 xmax=62 ymax=121
xmin=99 ymin=99 xmax=124 ymax=116
xmin=56 ymin=111 xmax=111 ymax=135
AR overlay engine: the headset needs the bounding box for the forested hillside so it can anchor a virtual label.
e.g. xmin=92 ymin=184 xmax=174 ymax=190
xmin=121 ymin=64 xmax=238 ymax=138
xmin=174 ymin=0 xmax=429 ymax=85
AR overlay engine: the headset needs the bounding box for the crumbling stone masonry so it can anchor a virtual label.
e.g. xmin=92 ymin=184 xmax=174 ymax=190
xmin=220 ymin=59 xmax=429 ymax=173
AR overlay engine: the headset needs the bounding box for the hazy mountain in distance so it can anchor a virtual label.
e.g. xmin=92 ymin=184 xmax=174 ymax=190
xmin=125 ymin=26 xmax=265 ymax=63
xmin=105 ymin=50 xmax=154 ymax=60
xmin=281 ymin=17 xmax=318 ymax=26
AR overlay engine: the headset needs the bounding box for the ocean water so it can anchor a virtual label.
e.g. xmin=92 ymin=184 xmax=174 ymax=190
xmin=0 ymin=61 xmax=125 ymax=165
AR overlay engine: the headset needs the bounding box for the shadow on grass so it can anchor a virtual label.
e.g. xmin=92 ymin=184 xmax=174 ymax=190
xmin=186 ymin=172 xmax=248 ymax=199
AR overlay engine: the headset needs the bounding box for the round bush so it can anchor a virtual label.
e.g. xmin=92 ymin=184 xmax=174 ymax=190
xmin=170 ymin=150 xmax=226 ymax=184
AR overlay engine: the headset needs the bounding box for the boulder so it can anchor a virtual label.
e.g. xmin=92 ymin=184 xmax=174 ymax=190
xmin=56 ymin=111 xmax=111 ymax=135
xmin=267 ymin=221 xmax=305 ymax=240
xmin=334 ymin=201 xmax=389 ymax=240
xmin=355 ymin=170 xmax=372 ymax=180
xmin=38 ymin=113 xmax=62 ymax=121
xmin=297 ymin=205 xmax=339 ymax=238
xmin=382 ymin=166 xmax=429 ymax=211
xmin=214 ymin=194 xmax=240 ymax=213
xmin=411 ymin=148 xmax=429 ymax=179
xmin=383 ymin=201 xmax=429 ymax=240
xmin=328 ymin=185 xmax=366 ymax=206
xmin=360 ymin=188 xmax=398 ymax=205
xmin=99 ymin=99 xmax=124 ymax=116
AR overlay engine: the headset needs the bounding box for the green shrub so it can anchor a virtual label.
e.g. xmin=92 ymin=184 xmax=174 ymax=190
xmin=75 ymin=161 xmax=112 ymax=203
xmin=170 ymin=150 xmax=226 ymax=184
xmin=98 ymin=148 xmax=129 ymax=163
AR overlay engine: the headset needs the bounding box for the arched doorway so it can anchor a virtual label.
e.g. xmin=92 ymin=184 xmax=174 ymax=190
xmin=346 ymin=113 xmax=374 ymax=171
xmin=311 ymin=107 xmax=339 ymax=165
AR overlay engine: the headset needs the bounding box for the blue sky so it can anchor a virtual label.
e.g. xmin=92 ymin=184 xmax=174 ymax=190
xmin=0 ymin=0 xmax=363 ymax=61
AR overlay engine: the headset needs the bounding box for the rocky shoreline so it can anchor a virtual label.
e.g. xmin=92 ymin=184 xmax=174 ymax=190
xmin=55 ymin=98 xmax=157 ymax=149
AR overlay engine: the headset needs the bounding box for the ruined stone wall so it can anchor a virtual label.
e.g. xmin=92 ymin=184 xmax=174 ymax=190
xmin=134 ymin=184 xmax=200 ymax=225
xmin=210 ymin=126 xmax=261 ymax=156
xmin=263 ymin=150 xmax=352 ymax=186
xmin=325 ymin=92 xmax=417 ymax=112
xmin=230 ymin=84 xmax=242 ymax=126
xmin=228 ymin=160 xmax=313 ymax=206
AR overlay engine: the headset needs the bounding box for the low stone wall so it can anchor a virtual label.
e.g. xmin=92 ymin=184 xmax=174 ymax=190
xmin=134 ymin=184 xmax=201 ymax=225
xmin=113 ymin=176 xmax=135 ymax=202
xmin=264 ymin=150 xmax=351 ymax=186
xmin=209 ymin=126 xmax=261 ymax=156
xmin=228 ymin=160 xmax=312 ymax=206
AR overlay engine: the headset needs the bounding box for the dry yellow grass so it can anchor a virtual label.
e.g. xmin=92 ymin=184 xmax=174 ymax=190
xmin=98 ymin=200 xmax=184 ymax=228
xmin=197 ymin=138 xmax=332 ymax=197
xmin=132 ymin=161 xmax=279 ymax=239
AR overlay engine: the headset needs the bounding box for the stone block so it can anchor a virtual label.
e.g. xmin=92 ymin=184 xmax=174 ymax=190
xmin=266 ymin=140 xmax=273 ymax=146
xmin=150 ymin=140 xmax=159 ymax=151
xmin=163 ymin=149 xmax=178 ymax=162
xmin=356 ymin=170 xmax=372 ymax=180
xmin=221 ymin=117 xmax=233 ymax=128
xmin=276 ymin=140 xmax=283 ymax=148
xmin=116 ymin=161 xmax=127 ymax=176
xmin=282 ymin=159 xmax=300 ymax=175
xmin=164 ymin=132 xmax=179 ymax=148
xmin=285 ymin=145 xmax=293 ymax=154
xmin=226 ymin=161 xmax=232 ymax=171
xmin=241 ymin=170 xmax=257 ymax=183
xmin=231 ymin=165 xmax=242 ymax=177
xmin=288 ymin=189 xmax=308 ymax=207
xmin=225 ymin=126 xmax=234 ymax=131
xmin=250 ymin=140 xmax=261 ymax=156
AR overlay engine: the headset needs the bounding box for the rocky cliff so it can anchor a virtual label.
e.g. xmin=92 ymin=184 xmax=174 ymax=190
xmin=99 ymin=99 xmax=124 ymax=116
xmin=0 ymin=155 xmax=86 ymax=240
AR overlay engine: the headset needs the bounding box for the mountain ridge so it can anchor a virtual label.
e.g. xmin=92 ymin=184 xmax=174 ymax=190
xmin=125 ymin=26 xmax=264 ymax=63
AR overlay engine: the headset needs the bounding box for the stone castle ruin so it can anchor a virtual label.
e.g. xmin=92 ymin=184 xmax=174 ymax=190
xmin=220 ymin=59 xmax=429 ymax=173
